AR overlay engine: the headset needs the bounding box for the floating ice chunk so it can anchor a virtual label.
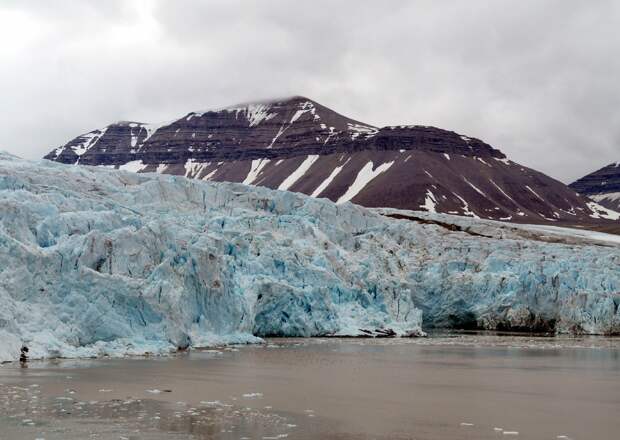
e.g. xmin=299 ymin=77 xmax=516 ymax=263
xmin=200 ymin=400 xmax=223 ymax=406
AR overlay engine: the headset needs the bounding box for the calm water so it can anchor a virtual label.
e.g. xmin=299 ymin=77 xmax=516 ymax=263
xmin=0 ymin=334 xmax=619 ymax=440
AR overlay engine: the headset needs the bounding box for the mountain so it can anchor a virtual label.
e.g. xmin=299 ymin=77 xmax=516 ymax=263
xmin=44 ymin=96 xmax=618 ymax=226
xmin=2 ymin=153 xmax=620 ymax=360
xmin=570 ymin=161 xmax=620 ymax=211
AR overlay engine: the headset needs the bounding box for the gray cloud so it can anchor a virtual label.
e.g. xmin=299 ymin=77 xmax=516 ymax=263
xmin=1 ymin=0 xmax=618 ymax=182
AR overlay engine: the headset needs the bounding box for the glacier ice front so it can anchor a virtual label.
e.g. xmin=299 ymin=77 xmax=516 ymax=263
xmin=0 ymin=152 xmax=619 ymax=362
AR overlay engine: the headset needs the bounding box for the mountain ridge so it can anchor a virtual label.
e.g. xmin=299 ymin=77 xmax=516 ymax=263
xmin=44 ymin=96 xmax=619 ymax=227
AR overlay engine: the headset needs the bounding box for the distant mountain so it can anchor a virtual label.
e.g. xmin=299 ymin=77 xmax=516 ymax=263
xmin=570 ymin=161 xmax=620 ymax=211
xmin=44 ymin=96 xmax=618 ymax=226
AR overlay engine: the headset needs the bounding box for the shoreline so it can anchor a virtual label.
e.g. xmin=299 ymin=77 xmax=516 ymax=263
xmin=4 ymin=331 xmax=620 ymax=366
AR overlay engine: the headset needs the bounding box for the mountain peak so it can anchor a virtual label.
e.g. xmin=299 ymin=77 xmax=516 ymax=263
xmin=193 ymin=95 xmax=316 ymax=115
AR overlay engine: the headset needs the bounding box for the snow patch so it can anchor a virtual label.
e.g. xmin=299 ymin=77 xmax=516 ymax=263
xmin=71 ymin=127 xmax=109 ymax=157
xmin=463 ymin=177 xmax=487 ymax=197
xmin=489 ymin=179 xmax=517 ymax=204
xmin=311 ymin=159 xmax=350 ymax=198
xmin=242 ymin=159 xmax=271 ymax=185
xmin=590 ymin=192 xmax=620 ymax=203
xmin=119 ymin=160 xmax=147 ymax=173
xmin=420 ymin=190 xmax=437 ymax=213
xmin=453 ymin=193 xmax=480 ymax=219
xmin=525 ymin=185 xmax=545 ymax=201
xmin=243 ymin=104 xmax=277 ymax=127
xmin=337 ymin=161 xmax=394 ymax=204
xmin=494 ymin=157 xmax=511 ymax=165
xmin=290 ymin=101 xmax=316 ymax=124
xmin=184 ymin=159 xmax=207 ymax=178
xmin=278 ymin=155 xmax=319 ymax=191
xmin=202 ymin=168 xmax=218 ymax=181
xmin=587 ymin=201 xmax=620 ymax=220
xmin=347 ymin=123 xmax=378 ymax=140
xmin=141 ymin=120 xmax=175 ymax=148
xmin=268 ymin=125 xmax=288 ymax=149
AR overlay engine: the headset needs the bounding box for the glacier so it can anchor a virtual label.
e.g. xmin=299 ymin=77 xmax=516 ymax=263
xmin=0 ymin=152 xmax=619 ymax=362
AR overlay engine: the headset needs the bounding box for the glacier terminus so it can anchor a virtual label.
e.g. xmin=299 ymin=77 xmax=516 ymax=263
xmin=0 ymin=152 xmax=619 ymax=362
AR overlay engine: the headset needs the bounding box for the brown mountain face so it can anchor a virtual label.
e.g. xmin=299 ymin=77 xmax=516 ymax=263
xmin=44 ymin=96 xmax=619 ymax=226
xmin=570 ymin=161 xmax=620 ymax=212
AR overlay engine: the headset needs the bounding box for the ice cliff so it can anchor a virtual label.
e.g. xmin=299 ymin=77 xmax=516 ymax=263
xmin=1 ymin=153 xmax=619 ymax=362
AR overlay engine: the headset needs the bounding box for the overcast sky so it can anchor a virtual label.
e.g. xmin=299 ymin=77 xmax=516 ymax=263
xmin=1 ymin=0 xmax=619 ymax=183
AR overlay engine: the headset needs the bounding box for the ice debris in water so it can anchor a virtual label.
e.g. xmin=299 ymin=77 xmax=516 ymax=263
xmin=0 ymin=152 xmax=619 ymax=362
